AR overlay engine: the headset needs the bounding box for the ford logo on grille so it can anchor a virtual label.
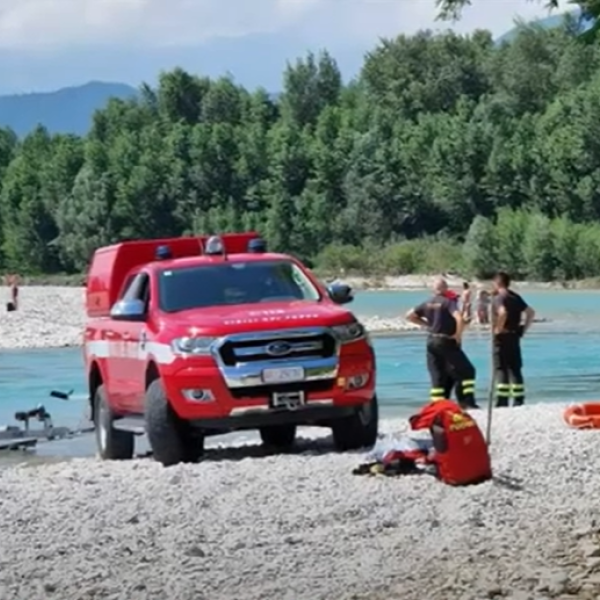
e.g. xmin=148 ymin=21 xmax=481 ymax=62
xmin=266 ymin=341 xmax=293 ymax=357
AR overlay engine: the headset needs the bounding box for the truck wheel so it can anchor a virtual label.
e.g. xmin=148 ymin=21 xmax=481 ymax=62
xmin=94 ymin=384 xmax=134 ymax=460
xmin=145 ymin=379 xmax=205 ymax=467
xmin=331 ymin=395 xmax=379 ymax=452
xmin=259 ymin=425 xmax=297 ymax=451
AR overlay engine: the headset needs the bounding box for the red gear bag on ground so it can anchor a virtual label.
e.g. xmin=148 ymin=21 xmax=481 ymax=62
xmin=409 ymin=399 xmax=492 ymax=486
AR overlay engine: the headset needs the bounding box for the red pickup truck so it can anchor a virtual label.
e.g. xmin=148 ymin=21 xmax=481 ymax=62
xmin=84 ymin=233 xmax=378 ymax=466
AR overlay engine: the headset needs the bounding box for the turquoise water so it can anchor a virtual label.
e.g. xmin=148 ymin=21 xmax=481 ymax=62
xmin=3 ymin=289 xmax=600 ymax=456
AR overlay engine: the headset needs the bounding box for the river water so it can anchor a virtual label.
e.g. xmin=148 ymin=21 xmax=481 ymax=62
xmin=2 ymin=289 xmax=600 ymax=457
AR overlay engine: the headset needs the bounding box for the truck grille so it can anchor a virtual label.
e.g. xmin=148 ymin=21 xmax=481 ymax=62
xmin=218 ymin=331 xmax=336 ymax=367
xmin=230 ymin=379 xmax=334 ymax=399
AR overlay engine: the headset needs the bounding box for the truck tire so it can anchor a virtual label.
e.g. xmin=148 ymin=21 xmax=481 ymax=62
xmin=145 ymin=379 xmax=204 ymax=467
xmin=331 ymin=395 xmax=379 ymax=452
xmin=259 ymin=425 xmax=297 ymax=451
xmin=94 ymin=384 xmax=134 ymax=460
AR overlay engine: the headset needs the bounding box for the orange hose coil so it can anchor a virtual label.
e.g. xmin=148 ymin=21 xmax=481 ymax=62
xmin=563 ymin=403 xmax=600 ymax=429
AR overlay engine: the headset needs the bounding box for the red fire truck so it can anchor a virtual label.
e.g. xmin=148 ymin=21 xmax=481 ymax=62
xmin=84 ymin=233 xmax=378 ymax=466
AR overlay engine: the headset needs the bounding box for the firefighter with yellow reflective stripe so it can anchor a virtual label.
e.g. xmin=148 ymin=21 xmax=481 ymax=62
xmin=406 ymin=277 xmax=479 ymax=410
xmin=491 ymin=271 xmax=536 ymax=407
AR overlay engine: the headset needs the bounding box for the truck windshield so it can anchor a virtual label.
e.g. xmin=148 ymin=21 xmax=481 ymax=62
xmin=158 ymin=260 xmax=321 ymax=312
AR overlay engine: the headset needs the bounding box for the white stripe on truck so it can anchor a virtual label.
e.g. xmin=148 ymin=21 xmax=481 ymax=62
xmin=86 ymin=339 xmax=176 ymax=364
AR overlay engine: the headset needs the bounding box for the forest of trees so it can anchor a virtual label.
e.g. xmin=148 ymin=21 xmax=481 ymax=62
xmin=2 ymin=18 xmax=600 ymax=281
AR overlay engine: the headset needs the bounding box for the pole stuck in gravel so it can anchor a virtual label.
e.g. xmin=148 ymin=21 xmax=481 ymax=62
xmin=486 ymin=317 xmax=495 ymax=445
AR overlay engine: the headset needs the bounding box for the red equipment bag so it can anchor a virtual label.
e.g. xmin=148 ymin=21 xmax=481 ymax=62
xmin=409 ymin=399 xmax=492 ymax=486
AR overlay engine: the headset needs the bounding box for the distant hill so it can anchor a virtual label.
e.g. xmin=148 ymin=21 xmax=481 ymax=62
xmin=0 ymin=32 xmax=368 ymax=138
xmin=0 ymin=81 xmax=137 ymax=137
xmin=0 ymin=11 xmax=592 ymax=138
xmin=496 ymin=10 xmax=592 ymax=45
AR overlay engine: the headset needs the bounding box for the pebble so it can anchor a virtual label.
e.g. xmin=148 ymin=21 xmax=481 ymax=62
xmin=580 ymin=540 xmax=600 ymax=558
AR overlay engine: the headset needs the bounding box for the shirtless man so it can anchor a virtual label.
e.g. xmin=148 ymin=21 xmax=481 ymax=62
xmin=476 ymin=288 xmax=490 ymax=325
xmin=5 ymin=273 xmax=19 ymax=311
xmin=460 ymin=282 xmax=472 ymax=323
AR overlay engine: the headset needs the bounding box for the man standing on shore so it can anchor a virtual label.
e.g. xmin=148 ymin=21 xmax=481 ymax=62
xmin=476 ymin=288 xmax=490 ymax=325
xmin=460 ymin=281 xmax=472 ymax=323
xmin=4 ymin=273 xmax=19 ymax=311
xmin=491 ymin=271 xmax=536 ymax=407
xmin=406 ymin=277 xmax=479 ymax=409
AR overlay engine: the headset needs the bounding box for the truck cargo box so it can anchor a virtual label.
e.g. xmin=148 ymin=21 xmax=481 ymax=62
xmin=86 ymin=233 xmax=259 ymax=318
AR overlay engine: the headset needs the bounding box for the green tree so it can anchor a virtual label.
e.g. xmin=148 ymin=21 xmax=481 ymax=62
xmin=3 ymin=25 xmax=600 ymax=282
xmin=522 ymin=212 xmax=557 ymax=280
xmin=463 ymin=216 xmax=497 ymax=277
xmin=493 ymin=208 xmax=529 ymax=275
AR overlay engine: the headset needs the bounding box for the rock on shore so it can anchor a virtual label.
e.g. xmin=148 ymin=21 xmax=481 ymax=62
xmin=1 ymin=404 xmax=600 ymax=600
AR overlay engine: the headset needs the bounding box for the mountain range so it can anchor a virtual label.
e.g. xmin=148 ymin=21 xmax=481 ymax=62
xmin=0 ymin=81 xmax=137 ymax=137
xmin=0 ymin=12 xmax=583 ymax=138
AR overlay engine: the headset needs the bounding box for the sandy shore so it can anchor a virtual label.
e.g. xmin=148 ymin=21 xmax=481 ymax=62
xmin=0 ymin=404 xmax=599 ymax=600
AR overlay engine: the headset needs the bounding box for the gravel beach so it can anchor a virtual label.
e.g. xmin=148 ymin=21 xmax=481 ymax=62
xmin=0 ymin=283 xmax=521 ymax=350
xmin=1 ymin=404 xmax=600 ymax=600
xmin=0 ymin=286 xmax=420 ymax=350
xmin=0 ymin=286 xmax=85 ymax=349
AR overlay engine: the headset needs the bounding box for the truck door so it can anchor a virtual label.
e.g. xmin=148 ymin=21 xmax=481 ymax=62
xmin=100 ymin=272 xmax=136 ymax=412
xmin=110 ymin=271 xmax=151 ymax=412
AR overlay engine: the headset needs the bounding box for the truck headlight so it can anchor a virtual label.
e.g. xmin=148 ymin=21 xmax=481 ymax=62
xmin=172 ymin=337 xmax=216 ymax=355
xmin=331 ymin=322 xmax=366 ymax=343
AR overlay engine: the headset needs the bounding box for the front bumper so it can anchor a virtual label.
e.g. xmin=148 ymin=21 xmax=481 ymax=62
xmin=161 ymin=341 xmax=375 ymax=424
xmin=188 ymin=404 xmax=360 ymax=431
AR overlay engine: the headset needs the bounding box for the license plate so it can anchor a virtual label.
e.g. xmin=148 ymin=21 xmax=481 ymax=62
xmin=262 ymin=366 xmax=305 ymax=384
xmin=272 ymin=391 xmax=306 ymax=410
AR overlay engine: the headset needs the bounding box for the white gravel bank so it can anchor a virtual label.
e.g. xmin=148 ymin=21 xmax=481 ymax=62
xmin=0 ymin=286 xmax=419 ymax=350
xmin=1 ymin=404 xmax=600 ymax=600
xmin=0 ymin=286 xmax=548 ymax=350
xmin=0 ymin=286 xmax=85 ymax=349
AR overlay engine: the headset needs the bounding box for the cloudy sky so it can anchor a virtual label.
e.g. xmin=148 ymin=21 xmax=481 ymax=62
xmin=0 ymin=0 xmax=569 ymax=49
xmin=0 ymin=0 xmax=574 ymax=93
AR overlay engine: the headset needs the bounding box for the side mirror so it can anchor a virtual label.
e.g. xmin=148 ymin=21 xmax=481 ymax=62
xmin=110 ymin=299 xmax=146 ymax=322
xmin=327 ymin=282 xmax=354 ymax=305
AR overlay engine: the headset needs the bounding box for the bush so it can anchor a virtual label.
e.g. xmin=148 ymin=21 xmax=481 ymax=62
xmin=463 ymin=216 xmax=497 ymax=278
xmin=312 ymin=208 xmax=600 ymax=282
xmin=421 ymin=239 xmax=464 ymax=274
xmin=315 ymin=243 xmax=373 ymax=273
xmin=493 ymin=208 xmax=528 ymax=275
xmin=522 ymin=212 xmax=556 ymax=280
xmin=380 ymin=241 xmax=421 ymax=274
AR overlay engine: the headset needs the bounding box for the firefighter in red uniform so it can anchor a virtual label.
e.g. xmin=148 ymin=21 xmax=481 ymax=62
xmin=353 ymin=399 xmax=492 ymax=485
xmin=406 ymin=278 xmax=478 ymax=410
xmin=409 ymin=399 xmax=492 ymax=485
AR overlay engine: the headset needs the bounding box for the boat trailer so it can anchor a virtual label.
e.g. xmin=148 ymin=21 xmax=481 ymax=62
xmin=0 ymin=389 xmax=93 ymax=451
